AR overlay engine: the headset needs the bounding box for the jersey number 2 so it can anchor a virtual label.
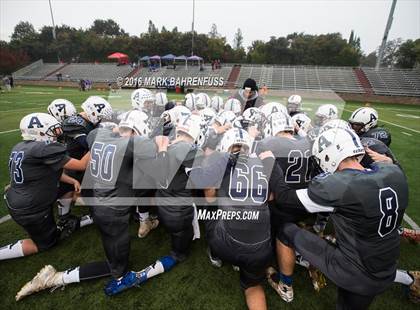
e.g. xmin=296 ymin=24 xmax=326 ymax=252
xmin=378 ymin=187 xmax=399 ymax=237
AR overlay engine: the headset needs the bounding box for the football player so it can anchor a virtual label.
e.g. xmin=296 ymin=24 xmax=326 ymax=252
xmin=348 ymin=107 xmax=391 ymax=146
xmin=203 ymin=128 xmax=272 ymax=310
xmin=259 ymin=127 xmax=410 ymax=309
xmin=287 ymin=95 xmax=303 ymax=117
xmin=57 ymin=96 xmax=113 ymax=237
xmin=0 ymin=113 xmax=89 ymax=261
xmin=257 ymin=112 xmax=318 ymax=301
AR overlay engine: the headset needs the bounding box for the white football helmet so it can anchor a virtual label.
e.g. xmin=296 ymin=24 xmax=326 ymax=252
xmin=20 ymin=113 xmax=62 ymax=142
xmin=242 ymin=107 xmax=265 ymax=129
xmin=260 ymin=102 xmax=288 ymax=118
xmin=315 ymin=104 xmax=338 ymax=126
xmin=215 ymin=110 xmax=236 ymax=126
xmin=312 ymin=128 xmax=365 ymax=173
xmin=131 ymin=88 xmax=155 ymax=110
xmin=264 ymin=112 xmax=294 ymax=137
xmin=348 ymin=107 xmax=378 ymax=134
xmin=81 ymin=96 xmax=113 ymax=124
xmin=119 ymin=110 xmax=150 ymax=136
xmin=223 ymin=98 xmax=242 ymax=116
xmin=98 ymin=122 xmax=118 ymax=130
xmin=163 ymin=105 xmax=191 ymax=125
xmin=48 ymin=99 xmax=77 ymax=122
xmin=218 ymin=128 xmax=252 ymax=153
xmin=155 ymin=92 xmax=168 ymax=107
xmin=199 ymin=107 xmax=216 ymax=125
xmin=176 ymin=114 xmax=202 ymax=141
xmin=196 ymin=93 xmax=211 ymax=109
xmin=211 ymin=96 xmax=224 ymax=112
xmin=287 ymin=95 xmax=302 ymax=113
xmin=319 ymin=119 xmax=351 ymax=135
xmin=185 ymin=93 xmax=198 ymax=111
xmin=291 ymin=113 xmax=312 ymax=133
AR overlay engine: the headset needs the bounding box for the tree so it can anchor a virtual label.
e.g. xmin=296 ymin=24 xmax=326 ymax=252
xmin=148 ymin=20 xmax=158 ymax=34
xmin=395 ymin=39 xmax=420 ymax=69
xmin=233 ymin=28 xmax=243 ymax=50
xmin=379 ymin=38 xmax=403 ymax=67
xmin=360 ymin=51 xmax=377 ymax=67
xmin=209 ymin=23 xmax=219 ymax=39
xmin=90 ymin=19 xmax=126 ymax=37
xmin=11 ymin=21 xmax=36 ymax=41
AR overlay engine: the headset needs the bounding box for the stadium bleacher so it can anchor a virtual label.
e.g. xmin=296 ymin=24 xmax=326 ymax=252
xmin=363 ymin=68 xmax=420 ymax=97
xmin=12 ymin=60 xmax=420 ymax=97
xmin=44 ymin=63 xmax=133 ymax=83
xmin=236 ymin=65 xmax=365 ymax=93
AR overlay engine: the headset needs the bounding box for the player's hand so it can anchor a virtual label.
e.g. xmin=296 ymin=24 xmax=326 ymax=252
xmin=155 ymin=135 xmax=169 ymax=152
xmin=259 ymin=151 xmax=275 ymax=160
xmin=365 ymin=147 xmax=392 ymax=164
xmin=73 ymin=180 xmax=81 ymax=193
xmin=247 ymin=125 xmax=259 ymax=138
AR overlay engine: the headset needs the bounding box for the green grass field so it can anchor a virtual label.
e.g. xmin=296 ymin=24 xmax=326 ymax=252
xmin=0 ymin=86 xmax=419 ymax=309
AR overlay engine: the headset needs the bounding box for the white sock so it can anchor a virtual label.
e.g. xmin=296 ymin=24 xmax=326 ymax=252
xmin=62 ymin=267 xmax=80 ymax=284
xmin=394 ymin=269 xmax=414 ymax=285
xmin=58 ymin=199 xmax=72 ymax=216
xmin=138 ymin=212 xmax=149 ymax=222
xmin=0 ymin=240 xmax=24 ymax=260
xmin=80 ymin=215 xmax=94 ymax=227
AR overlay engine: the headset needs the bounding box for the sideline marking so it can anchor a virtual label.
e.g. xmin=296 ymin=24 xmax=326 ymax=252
xmin=404 ymin=214 xmax=420 ymax=230
xmin=401 ymin=132 xmax=412 ymax=136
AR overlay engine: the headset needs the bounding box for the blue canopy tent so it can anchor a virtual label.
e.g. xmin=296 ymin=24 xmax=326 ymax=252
xmin=175 ymin=55 xmax=187 ymax=68
xmin=162 ymin=54 xmax=176 ymax=68
xmin=149 ymin=55 xmax=161 ymax=68
xmin=139 ymin=55 xmax=150 ymax=67
xmin=187 ymin=55 xmax=203 ymax=67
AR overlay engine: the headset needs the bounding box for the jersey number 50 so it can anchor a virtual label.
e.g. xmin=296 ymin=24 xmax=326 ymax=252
xmin=90 ymin=142 xmax=117 ymax=181
xmin=229 ymin=165 xmax=268 ymax=203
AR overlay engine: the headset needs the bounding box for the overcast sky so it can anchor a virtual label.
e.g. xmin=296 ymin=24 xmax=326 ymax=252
xmin=1 ymin=0 xmax=419 ymax=54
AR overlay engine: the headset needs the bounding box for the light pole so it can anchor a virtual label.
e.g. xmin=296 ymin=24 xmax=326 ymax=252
xmin=191 ymin=0 xmax=195 ymax=56
xmin=376 ymin=0 xmax=397 ymax=69
xmin=48 ymin=0 xmax=60 ymax=62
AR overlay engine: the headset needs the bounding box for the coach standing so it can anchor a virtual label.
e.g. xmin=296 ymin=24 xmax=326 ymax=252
xmin=233 ymin=78 xmax=264 ymax=112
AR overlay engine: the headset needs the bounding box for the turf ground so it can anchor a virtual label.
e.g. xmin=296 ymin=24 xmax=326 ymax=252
xmin=0 ymin=86 xmax=419 ymax=309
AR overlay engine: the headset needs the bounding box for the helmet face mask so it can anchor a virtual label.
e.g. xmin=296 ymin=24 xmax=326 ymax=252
xmin=287 ymin=95 xmax=302 ymax=113
xmin=218 ymin=128 xmax=252 ymax=153
xmin=314 ymin=104 xmax=338 ymax=127
xmin=81 ymin=96 xmax=113 ymax=125
xmin=48 ymin=99 xmax=77 ymax=122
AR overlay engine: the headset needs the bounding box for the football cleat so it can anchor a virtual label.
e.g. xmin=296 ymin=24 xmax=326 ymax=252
xmin=402 ymin=228 xmax=420 ymax=244
xmin=308 ymin=266 xmax=327 ymax=292
xmin=138 ymin=218 xmax=159 ymax=238
xmin=232 ymin=265 xmax=240 ymax=272
xmin=207 ymin=248 xmax=222 ymax=268
xmin=104 ymin=271 xmax=138 ymax=296
xmin=16 ymin=265 xmax=64 ymax=301
xmin=266 ymin=267 xmax=294 ymax=303
xmin=57 ymin=214 xmax=80 ymax=240
xmin=408 ymin=271 xmax=420 ymax=303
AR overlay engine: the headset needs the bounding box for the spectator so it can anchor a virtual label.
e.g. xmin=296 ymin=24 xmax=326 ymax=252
xmin=3 ymin=76 xmax=11 ymax=92
xmin=9 ymin=75 xmax=14 ymax=88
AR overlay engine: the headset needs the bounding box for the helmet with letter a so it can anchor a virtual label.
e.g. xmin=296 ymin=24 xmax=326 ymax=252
xmin=20 ymin=113 xmax=62 ymax=143
xmin=348 ymin=107 xmax=378 ymax=134
xmin=312 ymin=128 xmax=365 ymax=173
xmin=48 ymin=99 xmax=77 ymax=122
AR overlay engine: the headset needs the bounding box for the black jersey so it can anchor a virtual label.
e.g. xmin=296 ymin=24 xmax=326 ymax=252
xmin=215 ymin=154 xmax=271 ymax=245
xmin=62 ymin=114 xmax=96 ymax=159
xmin=6 ymin=141 xmax=70 ymax=213
xmin=361 ymin=126 xmax=391 ymax=147
xmin=257 ymin=136 xmax=312 ymax=189
xmin=307 ymin=163 xmax=407 ymax=281
xmin=360 ymin=137 xmax=398 ymax=167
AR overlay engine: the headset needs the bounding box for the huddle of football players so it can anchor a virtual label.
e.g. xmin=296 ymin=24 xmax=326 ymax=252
xmin=1 ymin=84 xmax=420 ymax=310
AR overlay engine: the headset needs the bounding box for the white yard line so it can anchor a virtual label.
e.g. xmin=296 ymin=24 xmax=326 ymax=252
xmin=0 ymin=215 xmax=11 ymax=224
xmin=344 ymin=108 xmax=420 ymax=134
xmin=403 ymin=214 xmax=420 ymax=230
xmin=0 ymin=129 xmax=19 ymax=135
xmin=401 ymin=132 xmax=412 ymax=136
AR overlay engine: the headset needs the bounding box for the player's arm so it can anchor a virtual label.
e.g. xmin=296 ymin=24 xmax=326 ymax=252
xmin=260 ymin=151 xmax=334 ymax=213
xmin=63 ymin=152 xmax=90 ymax=171
xmin=60 ymin=173 xmax=81 ymax=193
